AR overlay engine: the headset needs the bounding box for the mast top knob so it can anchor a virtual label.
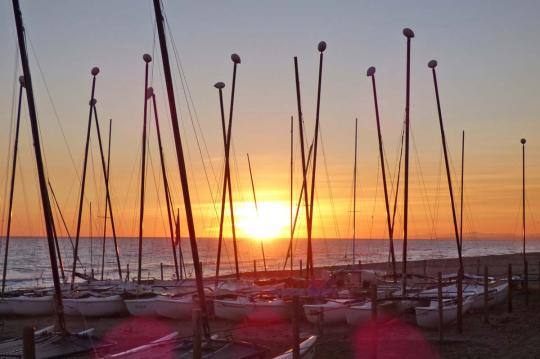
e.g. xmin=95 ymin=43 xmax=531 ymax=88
xmin=366 ymin=66 xmax=376 ymax=76
xmin=231 ymin=53 xmax=241 ymax=64
xmin=521 ymin=138 xmax=527 ymax=144
xmin=403 ymin=28 xmax=415 ymax=38
xmin=214 ymin=82 xmax=225 ymax=89
xmin=146 ymin=87 xmax=154 ymax=99
xmin=18 ymin=75 xmax=25 ymax=87
xmin=428 ymin=60 xmax=438 ymax=68
xmin=318 ymin=41 xmax=327 ymax=52
xmin=89 ymin=98 xmax=97 ymax=106
xmin=143 ymin=54 xmax=152 ymax=63
xmin=91 ymin=67 xmax=100 ymax=76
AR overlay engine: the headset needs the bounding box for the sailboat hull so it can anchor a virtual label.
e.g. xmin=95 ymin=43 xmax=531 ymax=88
xmin=154 ymin=296 xmax=193 ymax=319
xmin=63 ymin=295 xmax=126 ymax=317
xmin=7 ymin=295 xmax=54 ymax=316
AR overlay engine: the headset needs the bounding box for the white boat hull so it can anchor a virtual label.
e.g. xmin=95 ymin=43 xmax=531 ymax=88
xmin=0 ymin=299 xmax=13 ymax=315
xmin=214 ymin=299 xmax=253 ymax=321
xmin=303 ymin=300 xmax=350 ymax=325
xmin=345 ymin=302 xmax=372 ymax=326
xmin=8 ymin=295 xmax=54 ymax=316
xmin=64 ymin=295 xmax=126 ymax=317
xmin=125 ymin=297 xmax=157 ymax=316
xmin=415 ymin=297 xmax=473 ymax=329
xmin=154 ymin=296 xmax=193 ymax=319
xmin=273 ymin=335 xmax=317 ymax=359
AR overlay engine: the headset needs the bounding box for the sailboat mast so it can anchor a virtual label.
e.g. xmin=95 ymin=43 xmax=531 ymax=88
xmin=306 ymin=41 xmax=327 ymax=277
xmin=352 ymin=118 xmax=358 ymax=265
xmin=226 ymin=55 xmax=242 ymax=279
xmin=290 ymin=116 xmax=294 ymax=271
xmin=293 ymin=56 xmax=311 ymax=279
xmin=152 ymin=0 xmax=210 ymax=337
xmin=367 ymin=66 xmax=397 ymax=280
xmin=92 ymin=101 xmax=122 ymax=280
xmin=1 ymin=76 xmax=24 ymax=296
xmin=521 ymin=138 xmax=527 ymax=265
xmin=460 ymin=131 xmax=464 ymax=248
xmin=71 ymin=68 xmax=98 ymax=288
xmin=402 ymin=28 xmax=414 ymax=294
xmin=137 ymin=54 xmax=151 ymax=284
xmin=247 ymin=153 xmax=267 ymax=271
xmin=214 ymin=81 xmax=228 ymax=285
xmin=428 ymin=60 xmax=463 ymax=272
xmin=101 ymin=119 xmax=112 ymax=280
xmin=11 ymin=0 xmax=66 ymax=332
xmin=150 ymin=89 xmax=180 ymax=280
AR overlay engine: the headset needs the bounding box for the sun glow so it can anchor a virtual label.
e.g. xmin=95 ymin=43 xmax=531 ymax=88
xmin=236 ymin=201 xmax=290 ymax=240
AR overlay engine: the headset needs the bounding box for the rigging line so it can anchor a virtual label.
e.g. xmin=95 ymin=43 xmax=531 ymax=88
xmin=410 ymin=127 xmax=439 ymax=240
xmin=385 ymin=118 xmax=406 ymax=209
xmin=163 ymin=13 xmax=219 ymax=186
xmin=319 ymin=129 xmax=342 ymax=240
xmin=1 ymin=49 xmax=19 ymax=236
xmin=26 ymin=34 xmax=81 ymax=182
xmin=369 ymin=158 xmax=381 ymax=241
xmin=163 ymin=16 xmax=221 ymax=220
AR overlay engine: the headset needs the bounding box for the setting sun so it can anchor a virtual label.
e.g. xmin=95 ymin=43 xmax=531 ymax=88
xmin=235 ymin=201 xmax=290 ymax=240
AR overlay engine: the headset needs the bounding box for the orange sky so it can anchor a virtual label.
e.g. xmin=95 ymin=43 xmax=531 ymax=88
xmin=1 ymin=1 xmax=540 ymax=241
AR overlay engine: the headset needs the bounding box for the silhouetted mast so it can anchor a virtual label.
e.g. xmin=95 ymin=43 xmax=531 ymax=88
xmin=70 ymin=67 xmax=99 ymax=289
xmin=137 ymin=54 xmax=152 ymax=284
xmin=459 ymin=131 xmax=464 ymax=248
xmin=12 ymin=0 xmax=66 ymax=331
xmin=428 ymin=59 xmax=463 ymax=273
xmin=352 ymin=118 xmax=358 ymax=265
xmin=402 ymin=28 xmax=414 ymax=293
xmin=1 ymin=76 xmax=24 ymax=296
xmin=247 ymin=153 xmax=267 ymax=271
xmin=306 ymin=41 xmax=327 ymax=277
xmin=293 ymin=56 xmax=311 ymax=278
xmin=152 ymin=0 xmax=209 ymax=337
xmin=521 ymin=138 xmax=527 ymax=265
xmin=149 ymin=87 xmax=181 ymax=280
xmin=367 ymin=66 xmax=397 ymax=280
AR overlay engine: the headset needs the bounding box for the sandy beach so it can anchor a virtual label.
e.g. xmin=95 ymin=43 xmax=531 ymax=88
xmin=1 ymin=251 xmax=539 ymax=358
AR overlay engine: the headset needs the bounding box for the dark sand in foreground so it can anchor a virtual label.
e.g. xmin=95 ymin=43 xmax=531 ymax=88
xmin=1 ymin=252 xmax=539 ymax=358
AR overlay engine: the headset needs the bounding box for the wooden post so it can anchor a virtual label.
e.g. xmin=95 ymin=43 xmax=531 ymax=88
xmin=317 ymin=309 xmax=324 ymax=336
xmin=457 ymin=268 xmax=463 ymax=334
xmin=437 ymin=272 xmax=443 ymax=342
xmin=160 ymin=262 xmax=164 ymax=280
xmin=371 ymin=284 xmax=378 ymax=320
xmin=22 ymin=326 xmax=35 ymax=359
xmin=300 ymin=260 xmax=303 ymax=274
xmin=477 ymin=259 xmax=480 ymax=276
xmin=292 ymin=296 xmax=300 ymax=359
xmin=253 ymin=260 xmax=257 ymax=274
xmin=126 ymin=264 xmax=130 ymax=281
xmin=358 ymin=259 xmax=362 ymax=269
xmin=483 ymin=265 xmax=489 ymax=323
xmin=192 ymin=308 xmax=202 ymax=359
xmin=524 ymin=260 xmax=529 ymax=306
xmin=508 ymin=264 xmax=513 ymax=313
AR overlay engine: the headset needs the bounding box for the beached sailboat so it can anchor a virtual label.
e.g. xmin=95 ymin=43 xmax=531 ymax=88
xmin=214 ymin=295 xmax=289 ymax=322
xmin=303 ymin=299 xmax=357 ymax=325
xmin=154 ymin=294 xmax=194 ymax=319
xmin=415 ymin=296 xmax=474 ymax=329
xmin=107 ymin=2 xmax=265 ymax=358
xmin=273 ymin=336 xmax=318 ymax=359
xmin=0 ymin=1 xmax=110 ymax=356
